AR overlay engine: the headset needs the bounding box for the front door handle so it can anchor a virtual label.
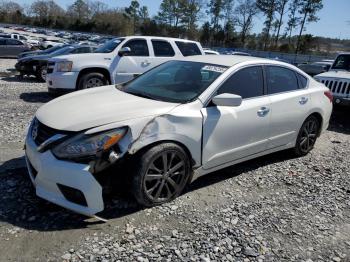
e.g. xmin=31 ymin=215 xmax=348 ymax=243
xmin=257 ymin=107 xmax=270 ymax=117
xmin=299 ymin=97 xmax=308 ymax=105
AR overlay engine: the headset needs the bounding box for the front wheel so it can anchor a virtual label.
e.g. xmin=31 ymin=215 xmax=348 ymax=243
xmin=294 ymin=115 xmax=320 ymax=156
xmin=36 ymin=65 xmax=47 ymax=82
xmin=77 ymin=72 xmax=109 ymax=90
xmin=132 ymin=143 xmax=191 ymax=207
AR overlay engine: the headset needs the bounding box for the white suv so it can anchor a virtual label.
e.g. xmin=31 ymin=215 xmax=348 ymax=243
xmin=26 ymin=55 xmax=332 ymax=216
xmin=46 ymin=36 xmax=204 ymax=94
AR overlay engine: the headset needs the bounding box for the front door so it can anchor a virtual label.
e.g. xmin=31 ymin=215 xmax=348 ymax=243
xmin=115 ymin=39 xmax=152 ymax=84
xmin=201 ymin=66 xmax=271 ymax=170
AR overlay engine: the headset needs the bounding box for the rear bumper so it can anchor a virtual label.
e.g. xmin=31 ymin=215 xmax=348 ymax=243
xmin=46 ymin=71 xmax=79 ymax=91
xmin=25 ymin=132 xmax=104 ymax=216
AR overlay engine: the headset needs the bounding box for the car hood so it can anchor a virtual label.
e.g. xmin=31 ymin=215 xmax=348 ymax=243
xmin=315 ymin=70 xmax=350 ymax=79
xmin=36 ymin=85 xmax=179 ymax=131
xmin=49 ymin=53 xmax=107 ymax=62
xmin=19 ymin=54 xmax=50 ymax=62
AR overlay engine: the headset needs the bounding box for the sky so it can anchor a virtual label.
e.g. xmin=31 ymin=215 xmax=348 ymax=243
xmin=15 ymin=0 xmax=350 ymax=40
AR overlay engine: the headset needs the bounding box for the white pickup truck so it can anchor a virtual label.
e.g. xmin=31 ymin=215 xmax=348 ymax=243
xmin=46 ymin=36 xmax=205 ymax=94
xmin=314 ymin=53 xmax=350 ymax=106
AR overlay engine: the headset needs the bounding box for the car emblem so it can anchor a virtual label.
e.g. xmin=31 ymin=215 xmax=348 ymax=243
xmin=31 ymin=119 xmax=39 ymax=140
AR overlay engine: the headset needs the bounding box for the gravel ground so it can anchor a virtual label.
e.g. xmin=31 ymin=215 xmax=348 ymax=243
xmin=0 ymin=59 xmax=349 ymax=262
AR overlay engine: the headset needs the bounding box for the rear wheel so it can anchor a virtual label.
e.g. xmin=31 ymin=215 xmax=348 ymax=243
xmin=77 ymin=72 xmax=109 ymax=90
xmin=294 ymin=115 xmax=320 ymax=156
xmin=132 ymin=143 xmax=191 ymax=207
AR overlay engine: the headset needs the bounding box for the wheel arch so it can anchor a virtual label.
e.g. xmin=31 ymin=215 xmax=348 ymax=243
xmin=76 ymin=67 xmax=111 ymax=89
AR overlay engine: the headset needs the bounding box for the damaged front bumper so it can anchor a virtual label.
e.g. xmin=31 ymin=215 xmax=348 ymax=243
xmin=25 ymin=133 xmax=105 ymax=216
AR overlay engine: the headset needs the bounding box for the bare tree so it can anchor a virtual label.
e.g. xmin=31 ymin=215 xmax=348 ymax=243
xmin=274 ymin=0 xmax=289 ymax=46
xmin=285 ymin=0 xmax=301 ymax=44
xmin=295 ymin=0 xmax=323 ymax=54
xmin=234 ymin=0 xmax=259 ymax=46
xmin=256 ymin=0 xmax=277 ymax=50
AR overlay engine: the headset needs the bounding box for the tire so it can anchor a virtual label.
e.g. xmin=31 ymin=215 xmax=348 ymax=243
xmin=132 ymin=143 xmax=191 ymax=207
xmin=77 ymin=72 xmax=109 ymax=90
xmin=294 ymin=115 xmax=320 ymax=156
xmin=36 ymin=65 xmax=47 ymax=82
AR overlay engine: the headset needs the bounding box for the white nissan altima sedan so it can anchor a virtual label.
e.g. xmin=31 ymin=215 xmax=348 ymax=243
xmin=25 ymin=55 xmax=333 ymax=216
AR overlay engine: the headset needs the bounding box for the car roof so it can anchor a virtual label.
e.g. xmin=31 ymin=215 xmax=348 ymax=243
xmin=122 ymin=35 xmax=200 ymax=43
xmin=180 ymin=55 xmax=275 ymax=67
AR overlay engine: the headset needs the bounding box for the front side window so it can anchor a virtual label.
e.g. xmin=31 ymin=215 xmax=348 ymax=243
xmin=175 ymin=41 xmax=201 ymax=56
xmin=95 ymin=38 xmax=124 ymax=53
xmin=217 ymin=66 xmax=264 ymax=99
xmin=332 ymin=55 xmax=350 ymax=71
xmin=266 ymin=66 xmax=299 ymax=94
xmin=6 ymin=39 xmax=22 ymax=45
xmin=123 ymin=39 xmax=149 ymax=56
xmin=120 ymin=61 xmax=227 ymax=103
xmin=152 ymin=40 xmax=175 ymax=57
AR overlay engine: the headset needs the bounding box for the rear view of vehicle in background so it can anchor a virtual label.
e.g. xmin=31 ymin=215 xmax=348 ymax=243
xmin=0 ymin=37 xmax=31 ymax=58
xmin=298 ymin=60 xmax=333 ymax=76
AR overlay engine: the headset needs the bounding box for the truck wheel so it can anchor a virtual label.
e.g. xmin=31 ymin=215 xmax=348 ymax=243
xmin=132 ymin=143 xmax=191 ymax=207
xmin=78 ymin=72 xmax=109 ymax=90
xmin=36 ymin=65 xmax=47 ymax=82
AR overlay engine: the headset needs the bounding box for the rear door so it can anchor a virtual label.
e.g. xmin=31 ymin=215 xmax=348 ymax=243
xmin=0 ymin=39 xmax=6 ymax=56
xmin=146 ymin=39 xmax=176 ymax=68
xmin=201 ymin=66 xmax=271 ymax=169
xmin=265 ymin=65 xmax=312 ymax=149
xmin=115 ymin=38 xmax=151 ymax=83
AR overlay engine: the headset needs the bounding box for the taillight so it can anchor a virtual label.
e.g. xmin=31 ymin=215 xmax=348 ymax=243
xmin=324 ymin=91 xmax=333 ymax=103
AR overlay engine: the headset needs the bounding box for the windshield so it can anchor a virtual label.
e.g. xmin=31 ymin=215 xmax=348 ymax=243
xmin=332 ymin=55 xmax=350 ymax=71
xmin=44 ymin=45 xmax=66 ymax=54
xmin=95 ymin=38 xmax=124 ymax=53
xmin=50 ymin=46 xmax=73 ymax=56
xmin=120 ymin=60 xmax=227 ymax=103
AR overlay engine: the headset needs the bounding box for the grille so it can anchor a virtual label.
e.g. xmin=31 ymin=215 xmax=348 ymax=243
xmin=321 ymin=79 xmax=350 ymax=95
xmin=47 ymin=62 xmax=55 ymax=74
xmin=32 ymin=120 xmax=72 ymax=146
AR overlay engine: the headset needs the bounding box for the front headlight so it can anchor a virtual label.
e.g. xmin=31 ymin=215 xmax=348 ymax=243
xmin=52 ymin=128 xmax=127 ymax=160
xmin=57 ymin=61 xmax=73 ymax=72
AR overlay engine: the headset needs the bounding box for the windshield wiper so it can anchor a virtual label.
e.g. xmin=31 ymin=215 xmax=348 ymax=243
xmin=125 ymin=90 xmax=157 ymax=100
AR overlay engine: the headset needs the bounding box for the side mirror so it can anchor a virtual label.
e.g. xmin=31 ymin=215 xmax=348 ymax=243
xmin=118 ymin=47 xmax=131 ymax=57
xmin=212 ymin=93 xmax=242 ymax=107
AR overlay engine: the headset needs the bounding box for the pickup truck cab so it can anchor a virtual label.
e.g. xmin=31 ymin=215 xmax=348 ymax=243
xmin=46 ymin=36 xmax=204 ymax=94
xmin=314 ymin=53 xmax=350 ymax=106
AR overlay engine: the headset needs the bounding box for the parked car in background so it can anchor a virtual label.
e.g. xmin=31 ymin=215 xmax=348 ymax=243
xmin=16 ymin=45 xmax=96 ymax=81
xmin=314 ymin=53 xmax=350 ymax=106
xmin=18 ymin=44 xmax=68 ymax=59
xmin=25 ymin=55 xmax=332 ymax=216
xmin=0 ymin=33 xmax=40 ymax=48
xmin=204 ymin=49 xmax=220 ymax=55
xmin=40 ymin=38 xmax=65 ymax=49
xmin=298 ymin=61 xmax=333 ymax=76
xmin=0 ymin=37 xmax=31 ymax=57
xmin=46 ymin=36 xmax=205 ymax=94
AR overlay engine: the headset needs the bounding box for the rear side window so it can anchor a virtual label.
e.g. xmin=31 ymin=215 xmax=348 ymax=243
xmin=123 ymin=39 xmax=149 ymax=56
xmin=266 ymin=66 xmax=299 ymax=94
xmin=217 ymin=66 xmax=264 ymax=99
xmin=297 ymin=73 xmax=308 ymax=89
xmin=152 ymin=40 xmax=175 ymax=57
xmin=175 ymin=41 xmax=201 ymax=56
xmin=6 ymin=39 xmax=22 ymax=45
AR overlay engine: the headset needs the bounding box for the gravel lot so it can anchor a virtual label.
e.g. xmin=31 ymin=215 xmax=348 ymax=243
xmin=0 ymin=58 xmax=349 ymax=262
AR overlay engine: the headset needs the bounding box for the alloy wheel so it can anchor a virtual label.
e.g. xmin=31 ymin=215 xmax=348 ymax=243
xmin=299 ymin=118 xmax=318 ymax=153
xmin=86 ymin=77 xmax=104 ymax=88
xmin=143 ymin=151 xmax=187 ymax=202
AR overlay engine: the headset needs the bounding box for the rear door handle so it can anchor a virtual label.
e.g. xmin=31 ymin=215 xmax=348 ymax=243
xmin=257 ymin=107 xmax=270 ymax=117
xmin=141 ymin=60 xmax=151 ymax=66
xmin=299 ymin=97 xmax=308 ymax=105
